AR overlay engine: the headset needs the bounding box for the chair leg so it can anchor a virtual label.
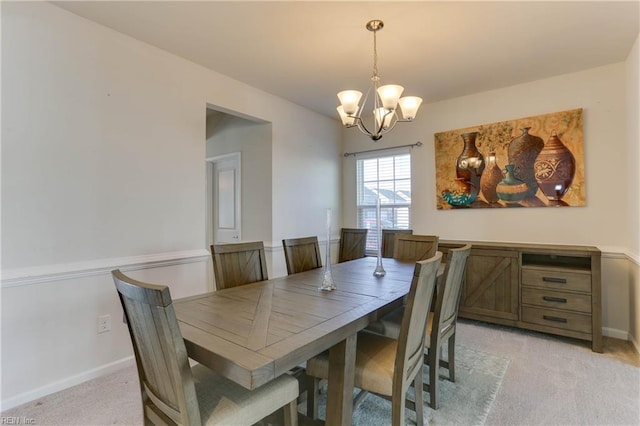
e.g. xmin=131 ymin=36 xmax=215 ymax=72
xmin=283 ymin=399 xmax=298 ymax=426
xmin=414 ymin=370 xmax=424 ymax=426
xmin=392 ymin=392 xmax=406 ymax=426
xmin=448 ymin=333 xmax=456 ymax=382
xmin=422 ymin=350 xmax=430 ymax=393
xmin=306 ymin=376 xmax=320 ymax=420
xmin=424 ymin=344 xmax=440 ymax=409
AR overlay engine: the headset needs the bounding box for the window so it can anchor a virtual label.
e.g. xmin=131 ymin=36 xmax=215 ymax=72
xmin=356 ymin=152 xmax=411 ymax=254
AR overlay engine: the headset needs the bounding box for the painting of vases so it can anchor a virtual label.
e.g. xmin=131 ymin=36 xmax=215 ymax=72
xmin=434 ymin=108 xmax=585 ymax=210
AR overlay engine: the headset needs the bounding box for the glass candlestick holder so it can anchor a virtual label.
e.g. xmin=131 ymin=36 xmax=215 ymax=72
xmin=373 ymin=197 xmax=386 ymax=277
xmin=320 ymin=208 xmax=337 ymax=291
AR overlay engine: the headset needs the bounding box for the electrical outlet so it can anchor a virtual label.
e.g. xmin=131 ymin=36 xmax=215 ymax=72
xmin=97 ymin=314 xmax=111 ymax=334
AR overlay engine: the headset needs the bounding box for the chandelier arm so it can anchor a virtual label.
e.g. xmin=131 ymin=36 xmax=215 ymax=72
xmin=374 ymin=115 xmax=386 ymax=136
xmin=354 ymin=116 xmax=375 ymax=138
xmin=380 ymin=112 xmax=400 ymax=136
xmin=358 ymin=84 xmax=373 ymax=120
xmin=376 ymin=108 xmax=397 ymax=135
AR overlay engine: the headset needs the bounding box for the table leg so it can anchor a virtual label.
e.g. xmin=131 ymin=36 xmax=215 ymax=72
xmin=325 ymin=333 xmax=356 ymax=426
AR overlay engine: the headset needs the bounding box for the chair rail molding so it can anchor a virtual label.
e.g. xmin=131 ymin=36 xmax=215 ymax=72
xmin=598 ymin=246 xmax=639 ymax=265
xmin=263 ymin=238 xmax=340 ymax=253
xmin=0 ymin=249 xmax=211 ymax=288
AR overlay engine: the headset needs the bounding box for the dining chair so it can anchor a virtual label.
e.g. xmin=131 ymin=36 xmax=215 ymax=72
xmin=305 ymin=252 xmax=443 ymax=426
xmin=338 ymin=228 xmax=368 ymax=263
xmin=367 ymin=244 xmax=472 ymax=409
xmin=211 ymin=241 xmax=268 ymax=290
xmin=111 ymin=269 xmax=299 ymax=426
xmin=282 ymin=236 xmax=322 ymax=275
xmin=393 ymin=234 xmax=439 ymax=262
xmin=381 ymin=229 xmax=413 ymax=258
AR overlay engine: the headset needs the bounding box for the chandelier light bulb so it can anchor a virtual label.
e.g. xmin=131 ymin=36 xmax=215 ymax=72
xmin=398 ymin=96 xmax=423 ymax=120
xmin=337 ymin=90 xmax=362 ymax=116
xmin=337 ymin=105 xmax=357 ymax=126
xmin=377 ymin=84 xmax=404 ymax=110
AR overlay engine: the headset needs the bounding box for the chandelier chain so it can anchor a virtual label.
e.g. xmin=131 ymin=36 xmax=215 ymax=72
xmin=372 ymin=28 xmax=379 ymax=80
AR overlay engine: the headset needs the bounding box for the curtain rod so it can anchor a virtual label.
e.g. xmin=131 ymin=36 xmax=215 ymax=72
xmin=343 ymin=141 xmax=422 ymax=157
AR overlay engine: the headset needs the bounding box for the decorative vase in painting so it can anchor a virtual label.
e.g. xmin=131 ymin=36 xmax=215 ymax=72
xmin=496 ymin=164 xmax=528 ymax=204
xmin=479 ymin=152 xmax=502 ymax=203
xmin=507 ymin=127 xmax=544 ymax=198
xmin=442 ymin=177 xmax=478 ymax=207
xmin=456 ymin=132 xmax=485 ymax=190
xmin=533 ymin=130 xmax=575 ymax=205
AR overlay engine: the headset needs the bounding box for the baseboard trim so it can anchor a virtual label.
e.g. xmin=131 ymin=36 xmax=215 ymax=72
xmin=1 ymin=249 xmax=211 ymax=288
xmin=630 ymin=333 xmax=640 ymax=355
xmin=602 ymin=327 xmax=630 ymax=341
xmin=0 ymin=356 xmax=135 ymax=412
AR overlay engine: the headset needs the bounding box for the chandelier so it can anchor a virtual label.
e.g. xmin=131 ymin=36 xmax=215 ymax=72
xmin=336 ymin=20 xmax=423 ymax=141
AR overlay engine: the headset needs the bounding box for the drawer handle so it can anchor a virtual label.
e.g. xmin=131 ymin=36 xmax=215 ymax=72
xmin=543 ymin=277 xmax=567 ymax=284
xmin=543 ymin=296 xmax=567 ymax=303
xmin=543 ymin=315 xmax=568 ymax=323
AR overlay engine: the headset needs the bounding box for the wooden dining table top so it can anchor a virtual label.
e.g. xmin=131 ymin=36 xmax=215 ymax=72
xmin=174 ymin=256 xmax=437 ymax=425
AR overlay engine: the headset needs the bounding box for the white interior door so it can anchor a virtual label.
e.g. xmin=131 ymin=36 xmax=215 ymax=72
xmin=207 ymin=153 xmax=241 ymax=244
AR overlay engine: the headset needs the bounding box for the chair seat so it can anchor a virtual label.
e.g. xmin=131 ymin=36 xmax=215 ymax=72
xmin=306 ymin=331 xmax=398 ymax=397
xmin=367 ymin=308 xmax=434 ymax=348
xmin=193 ymin=364 xmax=299 ymax=425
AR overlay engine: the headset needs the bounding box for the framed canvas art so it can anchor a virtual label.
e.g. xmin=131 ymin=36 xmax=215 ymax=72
xmin=434 ymin=108 xmax=585 ymax=209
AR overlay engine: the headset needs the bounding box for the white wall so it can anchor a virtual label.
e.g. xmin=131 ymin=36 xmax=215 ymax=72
xmin=342 ymin=62 xmax=637 ymax=342
xmin=204 ymin=106 xmax=343 ymax=280
xmin=625 ymin=33 xmax=640 ymax=349
xmin=206 ymin=115 xmax=273 ymax=245
xmin=270 ymin=105 xmax=343 ymax=277
xmin=0 ymin=2 xmax=341 ymax=409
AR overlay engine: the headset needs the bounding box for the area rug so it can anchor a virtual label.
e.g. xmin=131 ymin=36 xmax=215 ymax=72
xmin=301 ymin=344 xmax=511 ymax=426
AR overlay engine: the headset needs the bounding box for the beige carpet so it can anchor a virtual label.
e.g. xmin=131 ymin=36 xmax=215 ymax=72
xmin=1 ymin=343 xmax=507 ymax=426
xmin=459 ymin=320 xmax=640 ymax=426
xmin=3 ymin=320 xmax=639 ymax=425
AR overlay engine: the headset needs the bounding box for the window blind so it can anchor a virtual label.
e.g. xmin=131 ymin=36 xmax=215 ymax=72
xmin=356 ymin=152 xmax=411 ymax=254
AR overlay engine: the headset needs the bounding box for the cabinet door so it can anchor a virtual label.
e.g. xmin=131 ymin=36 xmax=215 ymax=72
xmin=459 ymin=248 xmax=519 ymax=322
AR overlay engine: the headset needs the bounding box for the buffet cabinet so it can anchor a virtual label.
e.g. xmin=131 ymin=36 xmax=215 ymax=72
xmin=439 ymin=240 xmax=602 ymax=352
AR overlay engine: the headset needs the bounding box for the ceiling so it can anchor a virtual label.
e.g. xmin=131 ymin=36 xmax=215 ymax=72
xmin=53 ymin=1 xmax=639 ymax=119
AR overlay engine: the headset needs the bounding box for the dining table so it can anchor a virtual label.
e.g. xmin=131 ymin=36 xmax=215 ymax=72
xmin=174 ymin=256 xmax=440 ymax=425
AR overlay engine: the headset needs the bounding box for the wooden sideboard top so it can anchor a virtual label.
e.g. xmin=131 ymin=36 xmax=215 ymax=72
xmin=439 ymin=240 xmax=601 ymax=255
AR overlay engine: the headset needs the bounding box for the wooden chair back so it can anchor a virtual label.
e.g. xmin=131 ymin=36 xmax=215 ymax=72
xmin=381 ymin=229 xmax=413 ymax=258
xmin=423 ymin=244 xmax=471 ymax=409
xmin=392 ymin=252 xmax=442 ymax=423
xmin=393 ymin=234 xmax=439 ymax=262
xmin=338 ymin=228 xmax=368 ymax=263
xmin=305 ymin=253 xmax=442 ymax=425
xmin=112 ymin=270 xmax=201 ymax=425
xmin=432 ymin=244 xmax=472 ymax=339
xmin=211 ymin=241 xmax=268 ymax=290
xmin=282 ymin=236 xmax=322 ymax=275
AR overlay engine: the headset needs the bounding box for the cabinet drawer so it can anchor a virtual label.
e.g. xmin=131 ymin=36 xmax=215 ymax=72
xmin=521 ymin=287 xmax=591 ymax=313
xmin=521 ymin=267 xmax=591 ymax=292
xmin=521 ymin=306 xmax=592 ymax=333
